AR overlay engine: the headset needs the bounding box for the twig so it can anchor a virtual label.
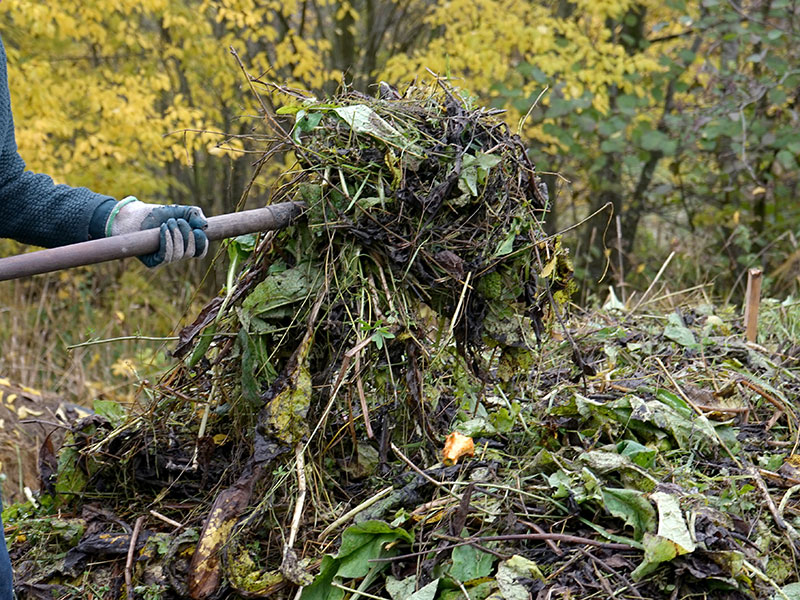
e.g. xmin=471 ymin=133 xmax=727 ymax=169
xmin=624 ymin=251 xmax=675 ymax=319
xmin=66 ymin=335 xmax=178 ymax=350
xmin=390 ymin=442 xmax=459 ymax=502
xmin=229 ymin=46 xmax=286 ymax=140
xmin=149 ymin=510 xmax=183 ymax=529
xmin=330 ymin=582 xmax=390 ymax=600
xmin=540 ymin=202 xmax=613 ymax=243
xmin=616 ymin=215 xmax=626 ymax=303
xmin=432 ymin=271 xmax=473 ymax=364
xmin=742 ymin=558 xmax=793 ymax=600
xmin=431 ymin=533 xmax=509 ymax=559
xmin=738 ymin=378 xmax=794 ymax=419
xmin=317 ymin=486 xmax=394 ymax=541
xmin=759 ymin=468 xmax=800 ymax=488
xmin=19 ymin=419 xmax=70 ymax=430
xmin=517 ymin=85 xmax=549 ymax=134
xmin=519 ymin=519 xmax=563 ymax=556
xmin=778 ymin=485 xmax=800 ymax=521
xmin=286 ymin=442 xmax=307 ymax=552
xmin=455 ymin=579 xmax=471 ymax=600
xmin=749 ymin=466 xmax=799 ymax=541
xmin=306 ymin=353 xmax=353 ymax=451
xmin=589 ymin=553 xmax=619 ymax=599
xmin=369 ymin=532 xmax=635 ymax=563
xmin=579 ymin=547 xmax=644 ymax=600
xmin=641 ymin=283 xmax=713 ymax=307
xmin=125 ymin=515 xmax=146 ymax=599
xmin=434 ymin=532 xmax=635 ymax=550
xmin=355 ymin=352 xmax=373 ymax=438
xmin=449 ymin=271 xmax=472 ymax=339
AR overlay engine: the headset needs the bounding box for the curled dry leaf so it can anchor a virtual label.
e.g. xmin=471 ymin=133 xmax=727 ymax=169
xmin=442 ymin=431 xmax=475 ymax=466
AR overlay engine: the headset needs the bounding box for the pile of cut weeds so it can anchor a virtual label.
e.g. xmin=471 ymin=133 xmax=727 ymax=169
xmin=6 ymin=82 xmax=800 ymax=600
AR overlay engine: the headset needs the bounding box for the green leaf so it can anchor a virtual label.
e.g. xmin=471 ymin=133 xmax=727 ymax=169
xmin=291 ymin=109 xmax=324 ymax=142
xmin=227 ymin=233 xmax=257 ymax=264
xmin=654 ymin=389 xmax=692 ymax=417
xmin=335 ymin=534 xmax=396 ymax=578
xmin=777 ymin=149 xmax=797 ymax=169
xmin=92 ymin=399 xmax=126 ymax=427
xmin=631 ymin=491 xmax=696 ymax=580
xmin=495 ymin=231 xmax=516 ymax=257
xmin=663 ymin=313 xmax=699 ymax=349
xmin=449 ymin=543 xmax=495 ymax=581
xmin=188 ymin=323 xmax=216 ymax=368
xmin=456 ymin=417 xmax=497 ymax=438
xmin=640 ymin=129 xmax=669 ymax=151
xmin=652 ymin=492 xmax=695 ymax=553
xmin=774 ymin=583 xmax=800 ymax=600
xmin=55 ymin=443 xmax=89 ymax=499
xmin=333 ymin=105 xmax=407 ymax=148
xmin=408 ymin=579 xmax=439 ymax=600
xmin=545 ymin=98 xmax=573 ymax=119
xmin=617 ymin=440 xmax=657 ymax=468
xmin=496 ymin=555 xmax=544 ymax=600
xmin=459 ymin=165 xmax=479 ymax=196
xmin=296 ymin=110 xmax=323 ymax=133
xmin=785 ymin=141 xmax=800 ymax=154
xmin=638 ymin=128 xmax=677 ymax=155
xmin=602 ymin=487 xmax=657 ymax=540
xmin=616 ymin=94 xmax=637 ymax=115
xmin=547 ymin=470 xmax=577 ymax=499
xmin=241 ymin=266 xmax=317 ymax=325
xmin=370 ymin=329 xmax=395 ymax=350
xmin=336 ymin=521 xmax=413 ymax=578
xmin=239 ymin=329 xmax=274 ymax=404
xmin=631 ymin=532 xmax=680 ymax=580
xmin=386 ymin=576 xmax=417 ymax=600
xmin=300 ymin=555 xmax=344 ymax=600
xmin=579 ymin=450 xmax=632 ymax=473
xmin=301 ymin=522 xmax=412 ymax=600
xmin=467 ymin=152 xmax=502 ymax=187
xmin=600 ymin=136 xmax=626 ymax=154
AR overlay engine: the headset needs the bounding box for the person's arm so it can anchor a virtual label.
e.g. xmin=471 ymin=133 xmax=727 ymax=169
xmin=0 ymin=36 xmax=208 ymax=266
xmin=0 ymin=37 xmax=115 ymax=248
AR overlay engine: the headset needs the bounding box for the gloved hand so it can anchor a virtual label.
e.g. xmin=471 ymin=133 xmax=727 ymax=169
xmin=105 ymin=196 xmax=208 ymax=268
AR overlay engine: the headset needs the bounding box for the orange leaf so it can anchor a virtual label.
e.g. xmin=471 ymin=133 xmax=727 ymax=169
xmin=443 ymin=431 xmax=474 ymax=466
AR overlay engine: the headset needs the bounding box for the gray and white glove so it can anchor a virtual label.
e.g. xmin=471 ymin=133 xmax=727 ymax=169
xmin=105 ymin=197 xmax=209 ymax=268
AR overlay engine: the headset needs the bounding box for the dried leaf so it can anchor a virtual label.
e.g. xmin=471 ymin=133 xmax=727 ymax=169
xmin=188 ymin=469 xmax=260 ymax=599
xmin=443 ymin=431 xmax=475 ymax=466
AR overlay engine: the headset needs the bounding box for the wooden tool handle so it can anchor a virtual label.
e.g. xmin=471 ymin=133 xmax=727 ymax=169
xmin=0 ymin=202 xmax=304 ymax=281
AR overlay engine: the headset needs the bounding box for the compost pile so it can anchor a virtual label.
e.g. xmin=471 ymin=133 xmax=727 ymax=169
xmin=7 ymin=83 xmax=800 ymax=600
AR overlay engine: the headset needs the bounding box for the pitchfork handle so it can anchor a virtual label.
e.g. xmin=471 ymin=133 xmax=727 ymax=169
xmin=0 ymin=202 xmax=304 ymax=281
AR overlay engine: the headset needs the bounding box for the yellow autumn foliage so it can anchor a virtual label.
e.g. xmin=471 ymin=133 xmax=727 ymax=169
xmin=381 ymin=0 xmax=688 ymax=152
xmin=0 ymin=0 xmax=339 ymax=206
xmin=0 ymin=0 xmax=697 ymax=208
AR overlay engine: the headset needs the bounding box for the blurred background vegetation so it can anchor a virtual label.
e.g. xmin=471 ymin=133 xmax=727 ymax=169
xmin=0 ymin=0 xmax=798 ymax=399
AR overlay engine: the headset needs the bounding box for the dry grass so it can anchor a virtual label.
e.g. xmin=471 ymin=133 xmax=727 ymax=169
xmin=0 ymin=243 xmax=214 ymax=502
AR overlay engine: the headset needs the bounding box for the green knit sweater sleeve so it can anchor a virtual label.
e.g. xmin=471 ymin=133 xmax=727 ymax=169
xmin=0 ymin=35 xmax=115 ymax=248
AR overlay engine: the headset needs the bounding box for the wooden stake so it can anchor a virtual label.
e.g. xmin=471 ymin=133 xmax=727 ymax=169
xmin=744 ymin=268 xmax=763 ymax=343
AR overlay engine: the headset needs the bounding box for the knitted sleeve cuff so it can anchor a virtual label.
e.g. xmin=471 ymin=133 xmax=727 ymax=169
xmin=88 ymin=199 xmax=116 ymax=239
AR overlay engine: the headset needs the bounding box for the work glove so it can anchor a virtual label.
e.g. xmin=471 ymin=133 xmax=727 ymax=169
xmin=105 ymin=196 xmax=209 ymax=268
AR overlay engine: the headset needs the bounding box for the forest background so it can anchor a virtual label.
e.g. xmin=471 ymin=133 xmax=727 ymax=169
xmin=0 ymin=0 xmax=798 ymax=403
